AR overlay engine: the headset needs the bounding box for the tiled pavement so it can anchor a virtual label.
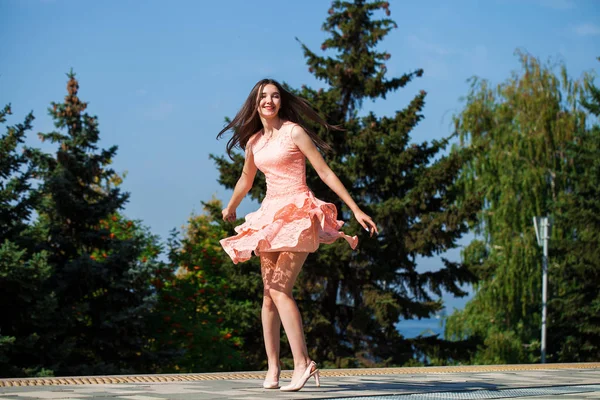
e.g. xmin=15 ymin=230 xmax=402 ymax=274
xmin=0 ymin=363 xmax=599 ymax=399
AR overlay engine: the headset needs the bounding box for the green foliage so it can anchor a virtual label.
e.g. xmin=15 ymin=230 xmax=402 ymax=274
xmin=0 ymin=105 xmax=57 ymax=377
xmin=0 ymin=240 xmax=56 ymax=377
xmin=1 ymin=72 xmax=265 ymax=376
xmin=548 ymin=72 xmax=600 ymax=362
xmin=203 ymin=199 xmax=281 ymax=370
xmin=151 ymin=200 xmax=246 ymax=372
xmin=212 ymin=0 xmax=479 ymax=367
xmin=446 ymin=52 xmax=596 ymax=363
xmin=26 ymin=72 xmax=163 ymax=376
xmin=0 ymin=104 xmax=36 ymax=238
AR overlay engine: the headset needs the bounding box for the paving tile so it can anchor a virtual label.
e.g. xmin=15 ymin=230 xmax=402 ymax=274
xmin=0 ymin=365 xmax=598 ymax=399
xmin=117 ymin=396 xmax=167 ymax=400
xmin=6 ymin=392 xmax=93 ymax=399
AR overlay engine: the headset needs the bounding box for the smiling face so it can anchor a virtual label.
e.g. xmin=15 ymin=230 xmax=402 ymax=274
xmin=257 ymin=83 xmax=281 ymax=120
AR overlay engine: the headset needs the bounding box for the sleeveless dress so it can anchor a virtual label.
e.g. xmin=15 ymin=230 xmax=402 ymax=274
xmin=220 ymin=122 xmax=358 ymax=264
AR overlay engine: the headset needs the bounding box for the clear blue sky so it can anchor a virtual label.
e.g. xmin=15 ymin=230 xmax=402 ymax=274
xmin=2 ymin=0 xmax=599 ymax=317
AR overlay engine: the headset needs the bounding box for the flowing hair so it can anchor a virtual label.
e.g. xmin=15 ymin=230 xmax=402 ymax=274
xmin=217 ymin=79 xmax=339 ymax=159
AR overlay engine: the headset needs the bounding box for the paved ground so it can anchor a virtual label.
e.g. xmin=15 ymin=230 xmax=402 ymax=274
xmin=1 ymin=363 xmax=599 ymax=399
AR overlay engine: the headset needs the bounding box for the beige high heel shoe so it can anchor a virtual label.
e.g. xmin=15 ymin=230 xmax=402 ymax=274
xmin=280 ymin=361 xmax=320 ymax=392
xmin=263 ymin=379 xmax=280 ymax=389
xmin=262 ymin=366 xmax=281 ymax=389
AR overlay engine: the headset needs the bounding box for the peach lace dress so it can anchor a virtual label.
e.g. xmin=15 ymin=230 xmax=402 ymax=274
xmin=220 ymin=122 xmax=358 ymax=264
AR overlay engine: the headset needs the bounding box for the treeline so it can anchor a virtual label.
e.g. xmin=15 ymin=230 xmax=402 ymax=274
xmin=1 ymin=0 xmax=598 ymax=377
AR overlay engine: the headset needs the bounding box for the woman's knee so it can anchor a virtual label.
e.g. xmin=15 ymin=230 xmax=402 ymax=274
xmin=262 ymin=294 xmax=277 ymax=311
xmin=268 ymin=288 xmax=292 ymax=304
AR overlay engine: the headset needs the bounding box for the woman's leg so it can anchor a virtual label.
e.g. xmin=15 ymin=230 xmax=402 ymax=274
xmin=263 ymin=251 xmax=311 ymax=383
xmin=260 ymin=252 xmax=283 ymax=382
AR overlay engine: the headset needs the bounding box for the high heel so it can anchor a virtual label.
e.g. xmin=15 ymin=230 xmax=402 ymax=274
xmin=280 ymin=361 xmax=320 ymax=392
xmin=262 ymin=379 xmax=279 ymax=389
xmin=262 ymin=366 xmax=280 ymax=389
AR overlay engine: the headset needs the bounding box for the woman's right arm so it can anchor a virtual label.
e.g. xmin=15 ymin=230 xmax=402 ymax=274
xmin=222 ymin=142 xmax=258 ymax=222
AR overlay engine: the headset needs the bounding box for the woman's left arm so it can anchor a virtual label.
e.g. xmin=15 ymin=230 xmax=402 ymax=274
xmin=292 ymin=125 xmax=378 ymax=236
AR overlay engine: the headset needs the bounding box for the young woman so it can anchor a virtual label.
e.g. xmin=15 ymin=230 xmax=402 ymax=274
xmin=218 ymin=79 xmax=378 ymax=392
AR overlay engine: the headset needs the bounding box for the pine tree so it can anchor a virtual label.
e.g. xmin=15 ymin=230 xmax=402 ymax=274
xmin=212 ymin=0 xmax=479 ymax=367
xmin=0 ymin=104 xmax=39 ymax=244
xmin=35 ymin=72 xmax=161 ymax=375
xmin=0 ymin=105 xmax=55 ymax=377
xmin=445 ymin=53 xmax=590 ymax=364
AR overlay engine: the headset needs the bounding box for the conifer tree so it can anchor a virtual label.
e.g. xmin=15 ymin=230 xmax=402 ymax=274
xmin=212 ymin=0 xmax=479 ymax=367
xmin=35 ymin=72 xmax=161 ymax=375
xmin=0 ymin=105 xmax=55 ymax=377
xmin=0 ymin=104 xmax=38 ymax=243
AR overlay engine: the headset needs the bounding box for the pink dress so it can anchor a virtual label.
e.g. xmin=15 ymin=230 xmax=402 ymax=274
xmin=220 ymin=121 xmax=358 ymax=264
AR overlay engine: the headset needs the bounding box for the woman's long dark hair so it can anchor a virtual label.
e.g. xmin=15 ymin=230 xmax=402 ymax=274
xmin=217 ymin=79 xmax=339 ymax=158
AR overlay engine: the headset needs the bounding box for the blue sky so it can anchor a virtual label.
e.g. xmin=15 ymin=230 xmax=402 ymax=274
xmin=2 ymin=0 xmax=599 ymax=317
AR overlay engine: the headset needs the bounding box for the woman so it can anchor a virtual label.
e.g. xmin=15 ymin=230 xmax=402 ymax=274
xmin=218 ymin=79 xmax=378 ymax=392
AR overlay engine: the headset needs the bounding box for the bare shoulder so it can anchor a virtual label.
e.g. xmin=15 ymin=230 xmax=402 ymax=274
xmin=289 ymin=123 xmax=309 ymax=142
xmin=246 ymin=131 xmax=261 ymax=148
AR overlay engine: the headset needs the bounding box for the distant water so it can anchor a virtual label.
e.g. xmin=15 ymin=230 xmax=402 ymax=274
xmin=396 ymin=318 xmax=444 ymax=338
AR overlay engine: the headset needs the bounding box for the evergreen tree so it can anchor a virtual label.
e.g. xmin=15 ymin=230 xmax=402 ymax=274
xmin=445 ymin=53 xmax=590 ymax=363
xmin=0 ymin=104 xmax=39 ymax=244
xmin=35 ymin=72 xmax=161 ymax=375
xmin=0 ymin=105 xmax=55 ymax=377
xmin=212 ymin=0 xmax=479 ymax=367
xmin=549 ymin=67 xmax=600 ymax=362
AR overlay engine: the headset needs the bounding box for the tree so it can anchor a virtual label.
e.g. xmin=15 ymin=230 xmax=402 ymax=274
xmin=202 ymin=199 xmax=270 ymax=369
xmin=0 ymin=104 xmax=39 ymax=244
xmin=0 ymin=105 xmax=55 ymax=377
xmin=150 ymin=199 xmax=246 ymax=372
xmin=549 ymin=66 xmax=600 ymax=362
xmin=445 ymin=52 xmax=591 ymax=364
xmin=212 ymin=0 xmax=480 ymax=367
xmin=33 ymin=72 xmax=162 ymax=375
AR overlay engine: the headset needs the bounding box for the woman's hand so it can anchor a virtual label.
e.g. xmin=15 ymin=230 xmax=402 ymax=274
xmin=222 ymin=207 xmax=237 ymax=222
xmin=353 ymin=210 xmax=378 ymax=237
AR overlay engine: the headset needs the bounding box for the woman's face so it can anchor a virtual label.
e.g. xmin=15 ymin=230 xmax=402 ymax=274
xmin=257 ymin=84 xmax=281 ymax=120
